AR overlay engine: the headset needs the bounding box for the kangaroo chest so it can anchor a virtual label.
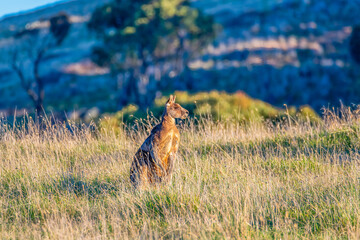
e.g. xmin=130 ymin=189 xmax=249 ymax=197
xmin=159 ymin=129 xmax=179 ymax=155
xmin=140 ymin=127 xmax=179 ymax=153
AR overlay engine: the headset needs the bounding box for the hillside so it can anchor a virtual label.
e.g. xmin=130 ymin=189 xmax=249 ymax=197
xmin=0 ymin=0 xmax=359 ymax=116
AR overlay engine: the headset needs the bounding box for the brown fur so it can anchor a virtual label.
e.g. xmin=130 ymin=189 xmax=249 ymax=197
xmin=130 ymin=95 xmax=189 ymax=188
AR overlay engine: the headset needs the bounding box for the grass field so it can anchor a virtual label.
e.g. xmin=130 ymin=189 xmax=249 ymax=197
xmin=1 ymin=107 xmax=360 ymax=239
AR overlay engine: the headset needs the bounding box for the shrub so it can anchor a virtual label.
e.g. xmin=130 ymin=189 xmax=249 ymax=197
xmin=103 ymin=91 xmax=320 ymax=125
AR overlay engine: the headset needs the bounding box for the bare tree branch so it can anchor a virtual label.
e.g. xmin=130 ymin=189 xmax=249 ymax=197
xmin=4 ymin=33 xmax=52 ymax=118
xmin=1 ymin=12 xmax=71 ymax=119
xmin=9 ymin=49 xmax=39 ymax=105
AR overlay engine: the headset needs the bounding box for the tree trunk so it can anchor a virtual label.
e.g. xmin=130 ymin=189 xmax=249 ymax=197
xmin=125 ymin=69 xmax=140 ymax=107
xmin=138 ymin=45 xmax=155 ymax=109
xmin=34 ymin=51 xmax=45 ymax=121
xmin=176 ymin=34 xmax=193 ymax=90
xmin=176 ymin=35 xmax=185 ymax=74
xmin=35 ymin=103 xmax=43 ymax=123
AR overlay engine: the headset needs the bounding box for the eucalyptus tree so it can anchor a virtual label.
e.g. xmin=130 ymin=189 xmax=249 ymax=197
xmin=88 ymin=0 xmax=217 ymax=109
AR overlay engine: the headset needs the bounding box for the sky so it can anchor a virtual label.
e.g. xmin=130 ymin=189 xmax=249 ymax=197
xmin=0 ymin=0 xmax=63 ymax=18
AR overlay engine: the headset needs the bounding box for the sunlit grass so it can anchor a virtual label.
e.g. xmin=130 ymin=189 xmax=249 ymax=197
xmin=0 ymin=107 xmax=360 ymax=239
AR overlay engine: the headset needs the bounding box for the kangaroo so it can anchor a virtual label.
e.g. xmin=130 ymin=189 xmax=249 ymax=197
xmin=130 ymin=95 xmax=189 ymax=188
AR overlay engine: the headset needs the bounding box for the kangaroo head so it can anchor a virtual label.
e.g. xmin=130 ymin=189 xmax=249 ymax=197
xmin=165 ymin=95 xmax=189 ymax=119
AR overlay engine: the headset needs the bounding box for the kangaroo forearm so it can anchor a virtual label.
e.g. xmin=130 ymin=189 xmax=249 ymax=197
xmin=150 ymin=150 xmax=166 ymax=173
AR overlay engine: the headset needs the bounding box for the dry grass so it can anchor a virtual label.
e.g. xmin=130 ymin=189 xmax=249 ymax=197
xmin=1 ymin=108 xmax=360 ymax=239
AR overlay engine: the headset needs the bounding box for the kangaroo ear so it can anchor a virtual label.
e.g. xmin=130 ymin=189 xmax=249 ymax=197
xmin=173 ymin=95 xmax=176 ymax=103
xmin=166 ymin=95 xmax=174 ymax=105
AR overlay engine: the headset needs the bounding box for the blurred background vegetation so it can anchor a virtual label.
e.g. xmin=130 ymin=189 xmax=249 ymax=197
xmin=0 ymin=0 xmax=360 ymax=123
